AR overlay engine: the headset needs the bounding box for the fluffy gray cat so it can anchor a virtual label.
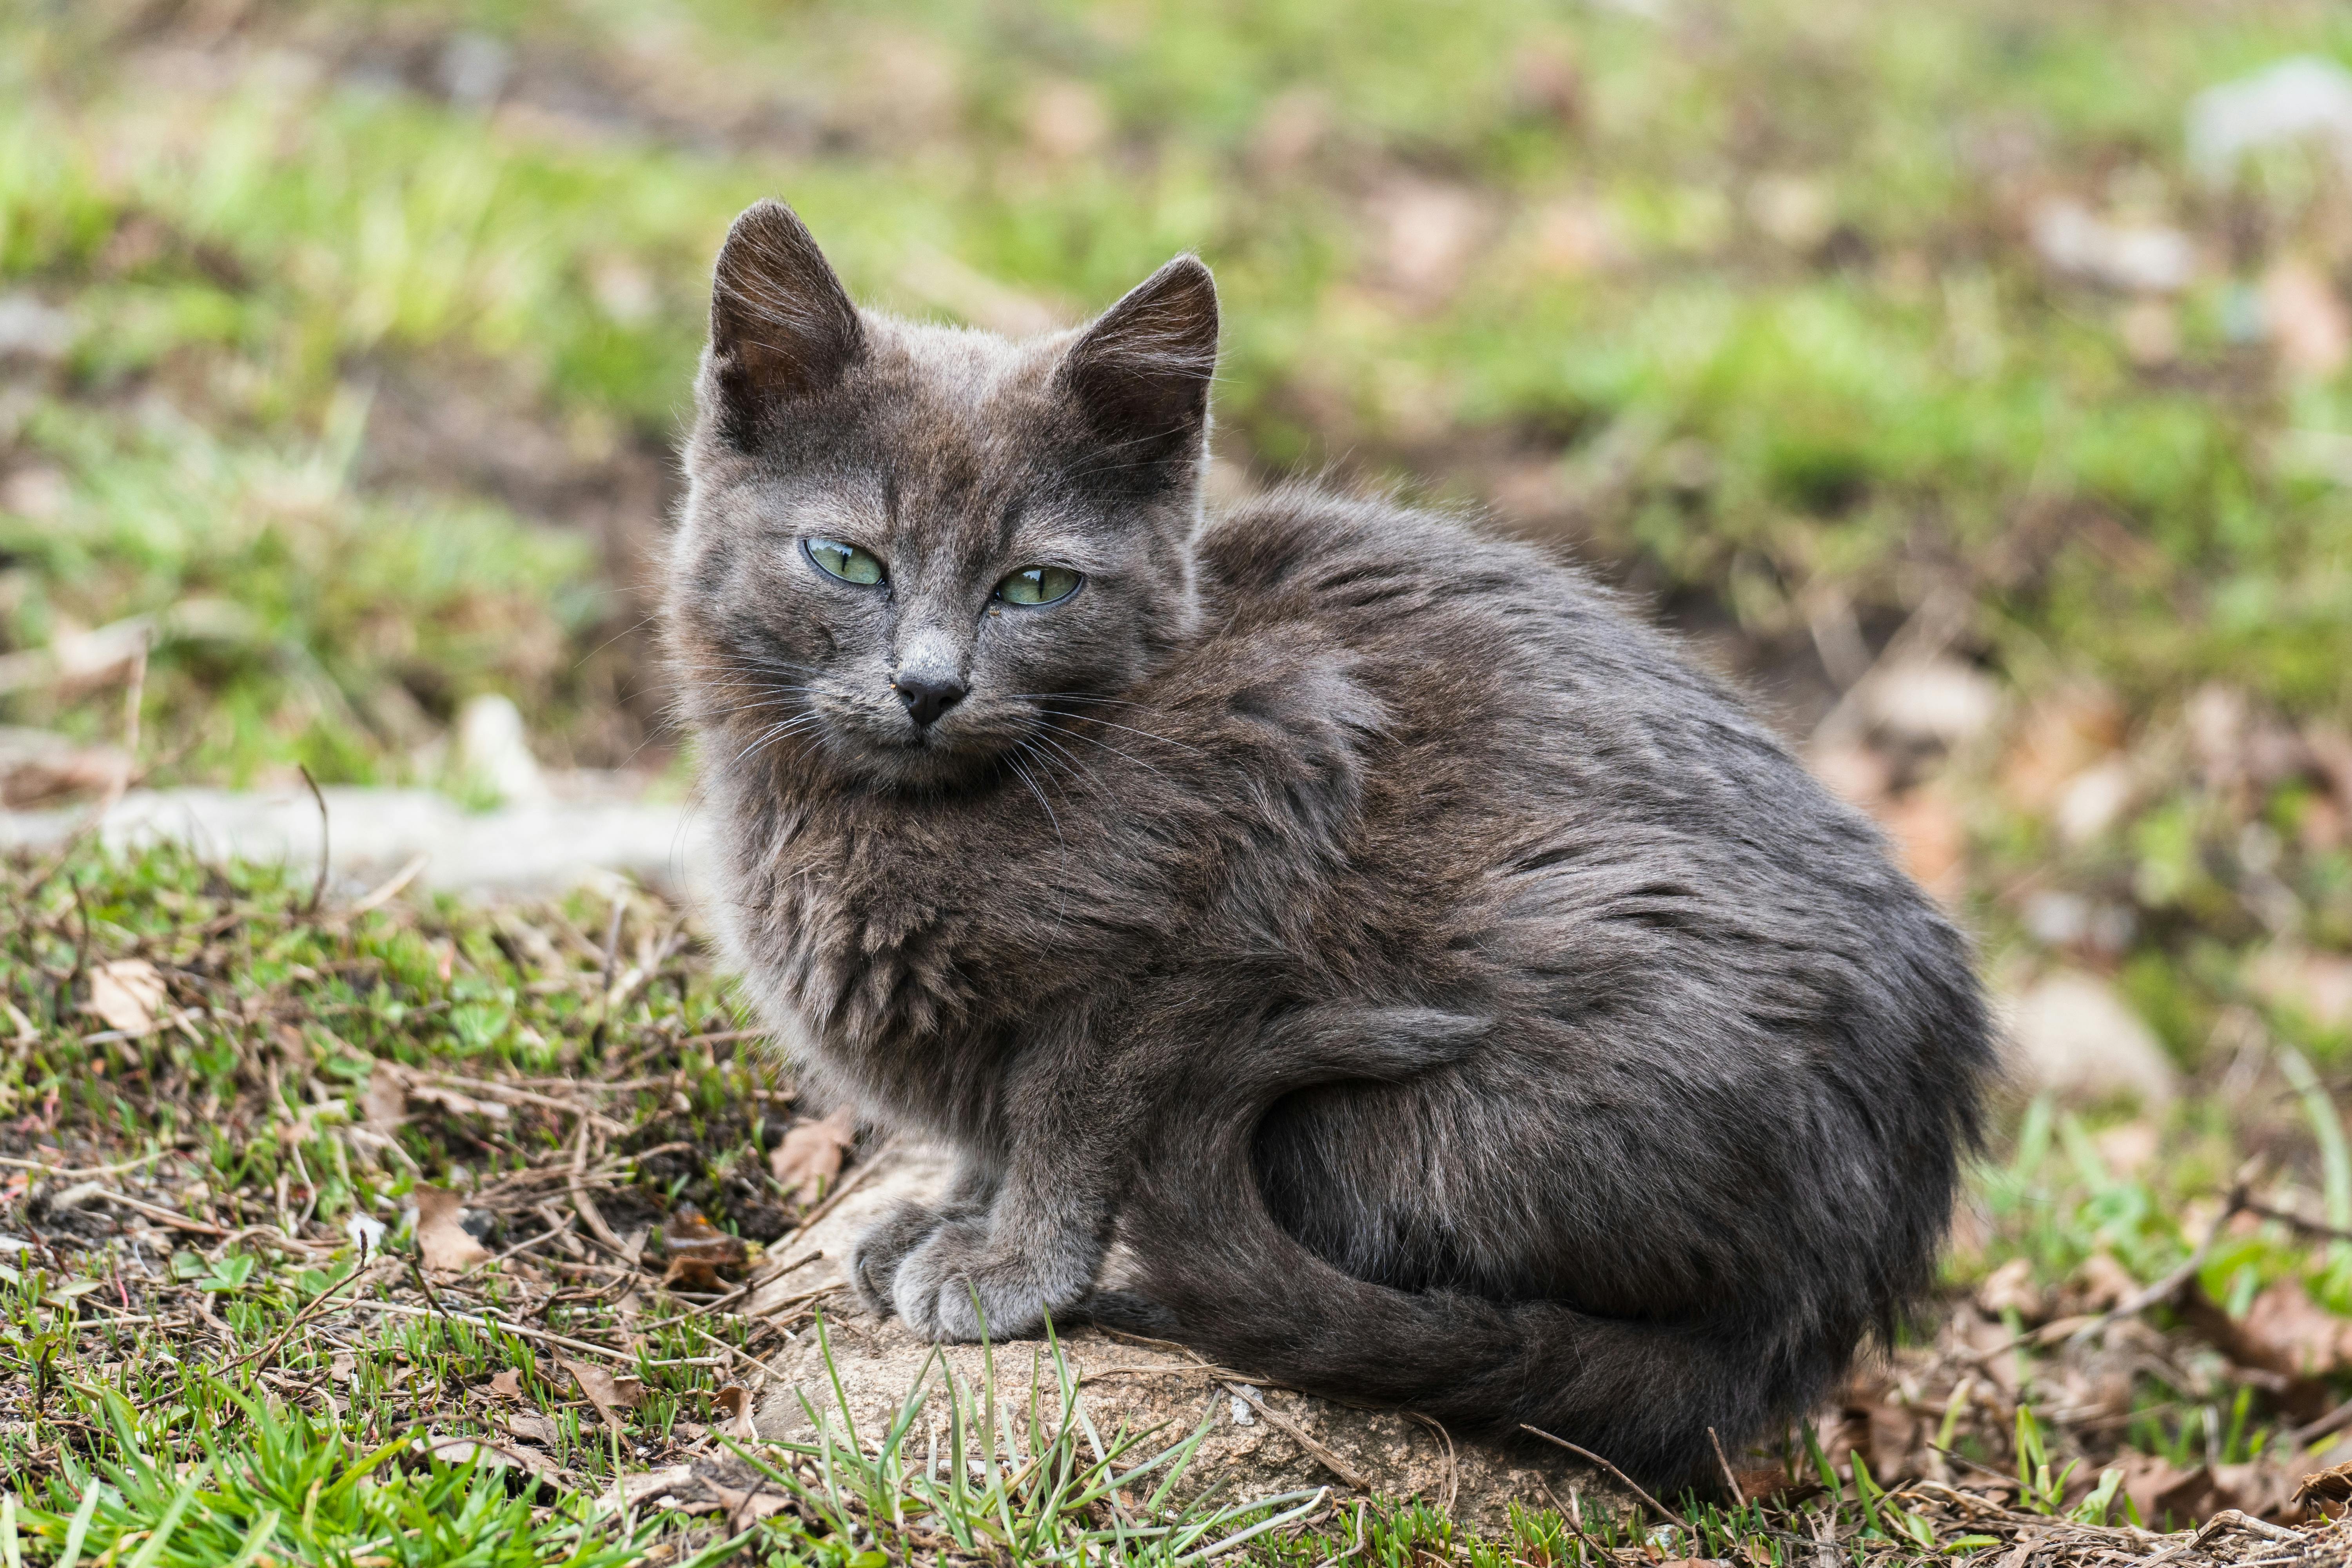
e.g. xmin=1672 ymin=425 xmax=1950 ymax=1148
xmin=665 ymin=198 xmax=1993 ymax=1487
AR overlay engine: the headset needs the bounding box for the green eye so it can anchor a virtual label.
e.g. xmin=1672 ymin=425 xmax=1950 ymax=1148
xmin=804 ymin=538 xmax=886 ymax=586
xmin=995 ymin=565 xmax=1082 ymax=606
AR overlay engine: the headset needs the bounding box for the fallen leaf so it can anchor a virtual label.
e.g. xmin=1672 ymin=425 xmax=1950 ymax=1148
xmin=2062 ymin=1252 xmax=2141 ymax=1316
xmin=707 ymin=1479 xmax=793 ymax=1529
xmin=660 ymin=1206 xmax=750 ymax=1292
xmin=495 ymin=1410 xmax=563 ymax=1446
xmin=594 ymin=1464 xmax=703 ymax=1515
xmin=2298 ymin=1459 xmax=2352 ymax=1518
xmin=2189 ymin=1276 xmax=2352 ymax=1381
xmin=564 ymin=1357 xmax=644 ymax=1434
xmin=413 ymin=1435 xmax=562 ymax=1485
xmin=485 ymin=1368 xmax=523 ymax=1401
xmin=769 ymin=1107 xmax=857 ymax=1205
xmin=2114 ymin=1450 xmax=2205 ymax=1531
xmin=711 ymin=1383 xmax=759 ymax=1443
xmin=1860 ymin=658 xmax=2002 ymax=748
xmin=1807 ymin=741 xmax=1892 ymax=809
xmin=0 ymin=729 xmax=130 ymax=808
xmin=2210 ymin=1460 xmax=2302 ymax=1524
xmin=359 ymin=1067 xmax=407 ymax=1134
xmin=413 ymin=1186 xmax=490 ymax=1272
xmin=1974 ymin=1257 xmax=2047 ymax=1323
xmin=2091 ymin=1122 xmax=2160 ymax=1177
xmin=83 ymin=958 xmax=165 ymax=1037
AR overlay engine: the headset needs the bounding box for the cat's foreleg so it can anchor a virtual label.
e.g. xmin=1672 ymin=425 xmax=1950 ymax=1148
xmin=890 ymin=1019 xmax=1131 ymax=1341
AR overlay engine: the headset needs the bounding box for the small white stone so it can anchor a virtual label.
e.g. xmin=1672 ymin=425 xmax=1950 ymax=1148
xmin=2004 ymin=970 xmax=2180 ymax=1107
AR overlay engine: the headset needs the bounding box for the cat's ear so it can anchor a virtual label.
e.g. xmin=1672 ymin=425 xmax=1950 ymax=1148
xmin=706 ymin=200 xmax=864 ymax=443
xmin=1057 ymin=255 xmax=1219 ymax=468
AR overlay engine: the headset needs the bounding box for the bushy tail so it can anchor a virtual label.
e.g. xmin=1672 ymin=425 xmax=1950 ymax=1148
xmin=1091 ymin=1033 xmax=1839 ymax=1490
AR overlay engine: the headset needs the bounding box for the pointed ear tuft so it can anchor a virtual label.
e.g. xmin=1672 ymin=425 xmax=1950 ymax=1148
xmin=706 ymin=199 xmax=864 ymax=445
xmin=1057 ymin=255 xmax=1219 ymax=468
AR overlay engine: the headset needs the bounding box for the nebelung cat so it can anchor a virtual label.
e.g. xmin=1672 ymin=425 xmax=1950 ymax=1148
xmin=666 ymin=199 xmax=1993 ymax=1486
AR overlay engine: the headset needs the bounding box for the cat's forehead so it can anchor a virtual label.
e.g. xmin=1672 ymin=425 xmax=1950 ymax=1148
xmin=860 ymin=315 xmax=1068 ymax=431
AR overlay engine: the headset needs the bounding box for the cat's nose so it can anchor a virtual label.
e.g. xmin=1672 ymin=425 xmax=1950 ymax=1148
xmin=893 ymin=673 xmax=967 ymax=728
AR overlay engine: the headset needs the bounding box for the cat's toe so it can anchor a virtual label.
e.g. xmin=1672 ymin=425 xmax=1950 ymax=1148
xmin=893 ymin=1223 xmax=1086 ymax=1341
xmin=849 ymin=1200 xmax=947 ymax=1317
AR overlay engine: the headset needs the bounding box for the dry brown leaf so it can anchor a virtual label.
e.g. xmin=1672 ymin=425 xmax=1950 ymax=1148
xmin=2114 ymin=1450 xmax=2205 ymax=1530
xmin=661 ymin=1206 xmax=750 ymax=1292
xmin=595 ymin=1464 xmax=703 ymax=1515
xmin=83 ymin=958 xmax=165 ymax=1037
xmin=1974 ymin=1257 xmax=2047 ymax=1323
xmin=707 ymin=1479 xmax=793 ymax=1529
xmin=414 ymin=1435 xmax=562 ymax=1485
xmin=2297 ymin=1459 xmax=2352 ymax=1518
xmin=2062 ymin=1251 xmax=2141 ymax=1315
xmin=564 ymin=1357 xmax=644 ymax=1434
xmin=2192 ymin=1276 xmax=2352 ymax=1381
xmin=711 ymin=1383 xmax=760 ymax=1443
xmin=0 ymin=730 xmax=130 ymax=808
xmin=359 ymin=1067 xmax=408 ymax=1134
xmin=413 ymin=1186 xmax=490 ymax=1272
xmin=485 ymin=1368 xmax=523 ymax=1401
xmin=495 ymin=1410 xmax=563 ymax=1446
xmin=769 ymin=1107 xmax=857 ymax=1204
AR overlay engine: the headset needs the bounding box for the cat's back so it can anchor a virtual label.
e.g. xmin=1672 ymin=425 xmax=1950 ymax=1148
xmin=1194 ymin=485 xmax=1798 ymax=820
xmin=1188 ymin=484 xmax=1929 ymax=957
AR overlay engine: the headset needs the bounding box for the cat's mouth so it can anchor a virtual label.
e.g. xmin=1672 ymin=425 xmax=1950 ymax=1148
xmin=808 ymin=696 xmax=1028 ymax=791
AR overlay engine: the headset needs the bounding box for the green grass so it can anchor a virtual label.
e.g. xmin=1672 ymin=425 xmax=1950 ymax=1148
xmin=5 ymin=0 xmax=2352 ymax=1560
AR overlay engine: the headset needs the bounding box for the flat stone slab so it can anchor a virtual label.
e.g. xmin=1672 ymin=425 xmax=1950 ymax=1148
xmin=0 ymin=785 xmax=712 ymax=896
xmin=746 ymin=1147 xmax=1626 ymax=1530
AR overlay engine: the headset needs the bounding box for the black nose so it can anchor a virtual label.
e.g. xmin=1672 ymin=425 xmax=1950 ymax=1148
xmin=893 ymin=673 xmax=967 ymax=728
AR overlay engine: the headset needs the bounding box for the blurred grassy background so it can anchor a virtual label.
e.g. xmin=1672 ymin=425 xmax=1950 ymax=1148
xmin=3 ymin=0 xmax=2351 ymax=1090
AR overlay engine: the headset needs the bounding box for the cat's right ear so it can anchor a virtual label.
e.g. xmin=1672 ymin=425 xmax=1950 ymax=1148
xmin=706 ymin=200 xmax=864 ymax=446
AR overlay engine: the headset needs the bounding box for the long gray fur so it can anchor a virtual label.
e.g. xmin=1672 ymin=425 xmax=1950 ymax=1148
xmin=665 ymin=198 xmax=1994 ymax=1488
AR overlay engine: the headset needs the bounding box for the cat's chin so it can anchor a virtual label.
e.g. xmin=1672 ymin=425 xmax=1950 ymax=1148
xmin=819 ymin=730 xmax=1004 ymax=795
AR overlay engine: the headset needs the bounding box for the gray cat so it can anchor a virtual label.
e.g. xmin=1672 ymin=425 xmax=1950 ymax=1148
xmin=665 ymin=199 xmax=1993 ymax=1488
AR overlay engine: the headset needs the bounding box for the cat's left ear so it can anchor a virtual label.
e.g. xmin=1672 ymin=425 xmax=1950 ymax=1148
xmin=1056 ymin=255 xmax=1219 ymax=469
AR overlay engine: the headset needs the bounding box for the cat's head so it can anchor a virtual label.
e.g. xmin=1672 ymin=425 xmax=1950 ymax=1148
xmin=669 ymin=198 xmax=1218 ymax=793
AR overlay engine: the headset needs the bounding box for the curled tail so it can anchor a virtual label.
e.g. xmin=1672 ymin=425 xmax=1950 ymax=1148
xmin=1090 ymin=1007 xmax=1846 ymax=1490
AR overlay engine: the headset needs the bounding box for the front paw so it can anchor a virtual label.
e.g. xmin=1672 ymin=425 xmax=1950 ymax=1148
xmin=849 ymin=1200 xmax=950 ymax=1317
xmin=891 ymin=1218 xmax=1092 ymax=1341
